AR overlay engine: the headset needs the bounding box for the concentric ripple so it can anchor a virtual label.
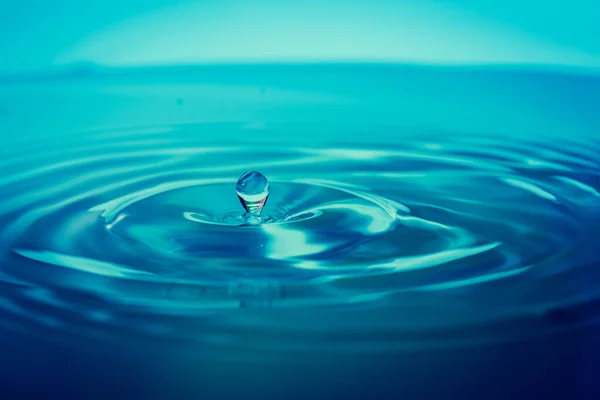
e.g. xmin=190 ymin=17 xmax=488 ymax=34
xmin=1 ymin=121 xmax=600 ymax=353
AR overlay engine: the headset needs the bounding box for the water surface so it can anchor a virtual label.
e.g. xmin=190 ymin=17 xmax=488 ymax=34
xmin=0 ymin=64 xmax=599 ymax=399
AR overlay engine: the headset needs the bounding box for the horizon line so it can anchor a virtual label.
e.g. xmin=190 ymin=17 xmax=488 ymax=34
xmin=1 ymin=60 xmax=599 ymax=80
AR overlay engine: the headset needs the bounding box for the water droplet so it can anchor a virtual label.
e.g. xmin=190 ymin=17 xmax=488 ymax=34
xmin=236 ymin=171 xmax=269 ymax=216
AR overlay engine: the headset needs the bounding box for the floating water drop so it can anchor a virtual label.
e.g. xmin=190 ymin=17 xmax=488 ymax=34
xmin=236 ymin=171 xmax=269 ymax=217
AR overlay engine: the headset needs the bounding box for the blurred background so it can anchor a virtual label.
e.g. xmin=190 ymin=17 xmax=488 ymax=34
xmin=1 ymin=0 xmax=599 ymax=72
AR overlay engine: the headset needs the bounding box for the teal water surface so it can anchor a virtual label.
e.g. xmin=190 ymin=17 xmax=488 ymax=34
xmin=0 ymin=64 xmax=599 ymax=398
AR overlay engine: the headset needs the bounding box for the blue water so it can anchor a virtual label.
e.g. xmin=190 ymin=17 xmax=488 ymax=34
xmin=1 ymin=64 xmax=600 ymax=398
